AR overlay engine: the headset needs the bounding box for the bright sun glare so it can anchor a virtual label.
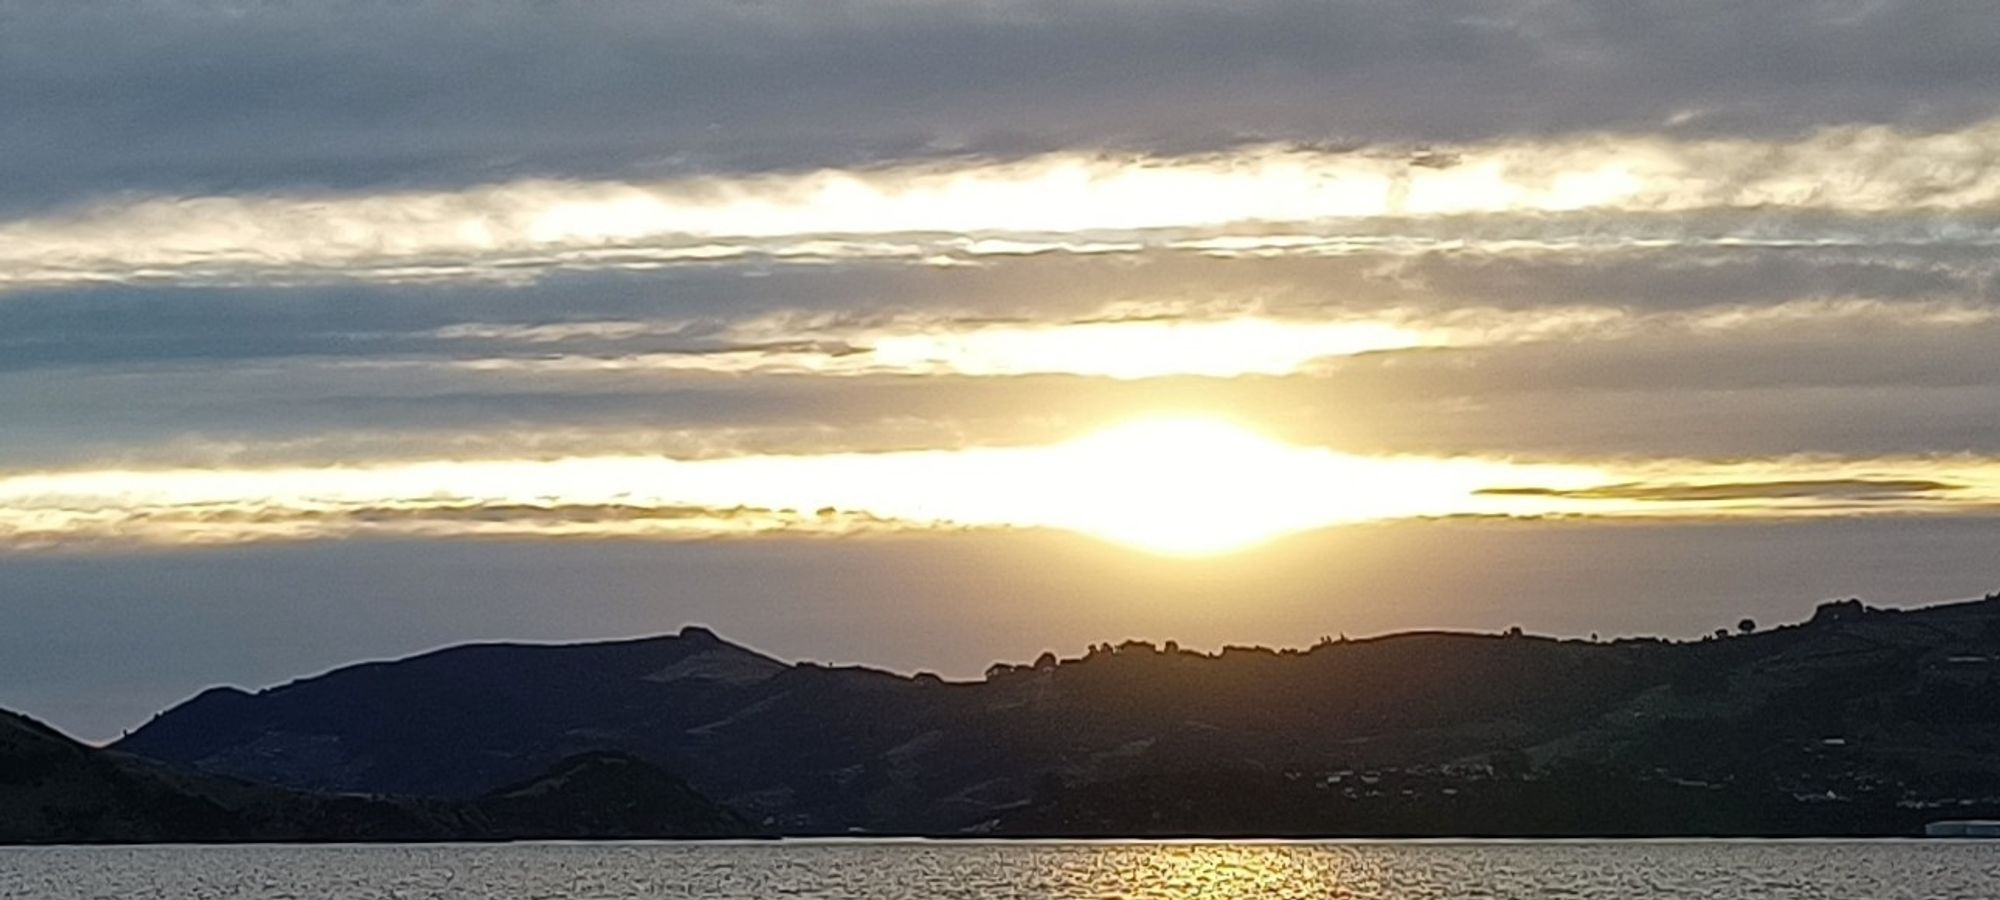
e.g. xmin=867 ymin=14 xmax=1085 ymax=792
xmin=1041 ymin=418 xmax=1332 ymax=556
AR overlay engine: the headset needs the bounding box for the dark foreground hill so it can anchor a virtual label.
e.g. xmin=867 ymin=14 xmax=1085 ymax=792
xmin=0 ymin=709 xmax=748 ymax=844
xmin=112 ymin=595 xmax=2000 ymax=837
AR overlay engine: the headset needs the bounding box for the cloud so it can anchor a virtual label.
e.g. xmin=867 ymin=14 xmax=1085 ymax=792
xmin=7 ymin=422 xmax=2000 ymax=553
xmin=0 ymin=501 xmax=901 ymax=554
xmin=1479 ymin=478 xmax=1962 ymax=503
xmin=13 ymin=292 xmax=2000 ymax=476
xmin=9 ymin=2 xmax=2000 ymax=553
xmin=0 ymin=426 xmax=1591 ymax=553
xmin=8 ymin=1 xmax=2000 ymax=213
xmin=13 ymin=122 xmax=2000 ymax=290
xmin=4 ymin=242 xmax=1992 ymax=373
xmin=415 ymin=297 xmax=2000 ymax=379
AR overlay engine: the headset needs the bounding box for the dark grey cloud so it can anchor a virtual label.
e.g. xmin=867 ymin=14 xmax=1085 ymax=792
xmin=13 ymin=347 xmax=2000 ymax=473
xmin=8 ymin=241 xmax=2000 ymax=468
xmin=1316 ymin=327 xmax=2000 ymax=395
xmin=1479 ymin=479 xmax=1961 ymax=503
xmin=5 ymin=1 xmax=2000 ymax=210
xmin=1314 ymin=382 xmax=2000 ymax=459
xmin=1370 ymin=241 xmax=2000 ymax=313
xmin=3 ymin=239 xmax=1997 ymax=376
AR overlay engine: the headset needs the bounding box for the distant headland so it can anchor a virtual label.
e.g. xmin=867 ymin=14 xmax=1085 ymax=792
xmin=8 ymin=593 xmax=2000 ymax=843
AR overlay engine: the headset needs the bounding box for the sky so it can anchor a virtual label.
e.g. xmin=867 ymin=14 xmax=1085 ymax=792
xmin=6 ymin=0 xmax=2000 ymax=741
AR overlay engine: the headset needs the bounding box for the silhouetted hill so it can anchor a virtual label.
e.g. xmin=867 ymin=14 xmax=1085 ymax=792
xmin=1 ymin=707 xmax=453 ymax=843
xmin=113 ymin=597 xmax=2000 ymax=836
xmin=475 ymin=751 xmax=750 ymax=838
xmin=0 ymin=709 xmax=750 ymax=844
xmin=119 ymin=627 xmax=785 ymax=799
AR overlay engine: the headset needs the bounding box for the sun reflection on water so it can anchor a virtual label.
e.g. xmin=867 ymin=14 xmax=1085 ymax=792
xmin=1018 ymin=843 xmax=1393 ymax=899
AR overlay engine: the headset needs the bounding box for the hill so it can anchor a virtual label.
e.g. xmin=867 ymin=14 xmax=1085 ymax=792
xmin=113 ymin=597 xmax=2000 ymax=836
xmin=0 ymin=709 xmax=749 ymax=844
xmin=476 ymin=750 xmax=748 ymax=839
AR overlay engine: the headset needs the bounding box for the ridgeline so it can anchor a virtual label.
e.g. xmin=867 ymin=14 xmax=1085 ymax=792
xmin=9 ymin=594 xmax=2000 ymax=841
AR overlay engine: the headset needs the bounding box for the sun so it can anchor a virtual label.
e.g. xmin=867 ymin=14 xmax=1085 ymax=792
xmin=1035 ymin=418 xmax=1333 ymax=555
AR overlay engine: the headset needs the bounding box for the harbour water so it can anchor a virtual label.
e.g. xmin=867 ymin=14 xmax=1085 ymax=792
xmin=2 ymin=840 xmax=1996 ymax=899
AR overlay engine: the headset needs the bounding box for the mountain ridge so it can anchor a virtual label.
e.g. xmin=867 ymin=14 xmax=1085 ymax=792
xmin=107 ymin=592 xmax=2000 ymax=836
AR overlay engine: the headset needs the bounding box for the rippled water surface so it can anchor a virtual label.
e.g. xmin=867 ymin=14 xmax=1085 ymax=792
xmin=3 ymin=841 xmax=1995 ymax=899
